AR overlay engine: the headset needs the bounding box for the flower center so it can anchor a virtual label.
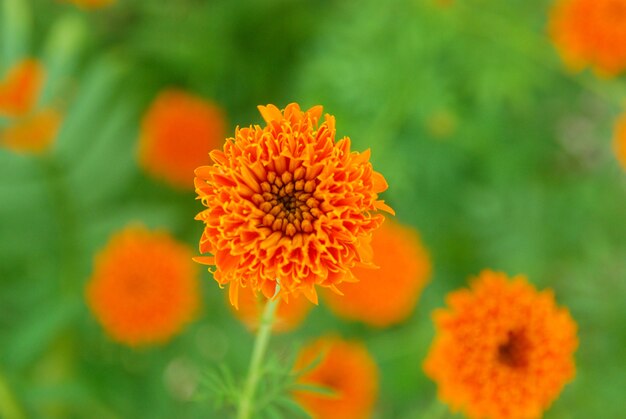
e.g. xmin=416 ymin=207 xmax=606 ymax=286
xmin=253 ymin=169 xmax=321 ymax=237
xmin=497 ymin=329 xmax=530 ymax=369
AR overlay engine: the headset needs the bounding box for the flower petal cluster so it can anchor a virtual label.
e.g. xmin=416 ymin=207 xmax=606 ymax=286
xmin=139 ymin=89 xmax=226 ymax=189
xmin=86 ymin=226 xmax=200 ymax=346
xmin=549 ymin=0 xmax=626 ymax=75
xmin=424 ymin=270 xmax=578 ymax=419
xmin=194 ymin=103 xmax=392 ymax=307
xmin=323 ymin=221 xmax=431 ymax=327
xmin=293 ymin=336 xmax=378 ymax=419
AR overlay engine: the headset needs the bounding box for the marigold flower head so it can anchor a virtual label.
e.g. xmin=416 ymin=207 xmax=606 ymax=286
xmin=424 ymin=270 xmax=578 ymax=419
xmin=86 ymin=226 xmax=200 ymax=347
xmin=194 ymin=103 xmax=393 ymax=308
xmin=1 ymin=108 xmax=62 ymax=154
xmin=294 ymin=336 xmax=378 ymax=419
xmin=139 ymin=89 xmax=226 ymax=190
xmin=323 ymin=221 xmax=431 ymax=327
xmin=229 ymin=286 xmax=312 ymax=333
xmin=0 ymin=59 xmax=44 ymax=117
xmin=549 ymin=0 xmax=626 ymax=75
xmin=614 ymin=112 xmax=626 ymax=171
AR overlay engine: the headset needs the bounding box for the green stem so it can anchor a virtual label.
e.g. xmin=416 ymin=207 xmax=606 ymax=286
xmin=236 ymin=291 xmax=281 ymax=419
xmin=0 ymin=369 xmax=25 ymax=419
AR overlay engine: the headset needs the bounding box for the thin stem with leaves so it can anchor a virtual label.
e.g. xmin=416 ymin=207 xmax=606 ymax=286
xmin=236 ymin=288 xmax=281 ymax=419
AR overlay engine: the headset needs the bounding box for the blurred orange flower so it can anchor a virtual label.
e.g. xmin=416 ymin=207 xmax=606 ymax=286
xmin=323 ymin=221 xmax=431 ymax=327
xmin=294 ymin=337 xmax=378 ymax=419
xmin=139 ymin=89 xmax=226 ymax=190
xmin=0 ymin=109 xmax=61 ymax=153
xmin=424 ymin=270 xmax=578 ymax=419
xmin=614 ymin=112 xmax=626 ymax=170
xmin=86 ymin=226 xmax=200 ymax=347
xmin=549 ymin=0 xmax=626 ymax=75
xmin=229 ymin=286 xmax=312 ymax=333
xmin=63 ymin=0 xmax=115 ymax=9
xmin=0 ymin=59 xmax=44 ymax=117
xmin=194 ymin=103 xmax=393 ymax=307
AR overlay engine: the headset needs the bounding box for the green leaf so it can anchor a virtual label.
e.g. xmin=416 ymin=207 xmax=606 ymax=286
xmin=1 ymin=0 xmax=31 ymax=70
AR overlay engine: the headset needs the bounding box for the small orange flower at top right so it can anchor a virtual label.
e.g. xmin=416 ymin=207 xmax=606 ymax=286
xmin=424 ymin=270 xmax=578 ymax=419
xmin=549 ymin=0 xmax=626 ymax=76
xmin=614 ymin=113 xmax=626 ymax=171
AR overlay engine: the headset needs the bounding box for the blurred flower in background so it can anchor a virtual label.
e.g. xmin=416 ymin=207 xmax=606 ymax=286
xmin=424 ymin=271 xmax=578 ymax=419
xmin=86 ymin=226 xmax=200 ymax=347
xmin=229 ymin=286 xmax=312 ymax=333
xmin=614 ymin=112 xmax=626 ymax=170
xmin=0 ymin=58 xmax=61 ymax=153
xmin=194 ymin=103 xmax=392 ymax=307
xmin=323 ymin=221 xmax=431 ymax=327
xmin=62 ymin=0 xmax=114 ymax=9
xmin=294 ymin=336 xmax=378 ymax=419
xmin=550 ymin=0 xmax=626 ymax=75
xmin=139 ymin=89 xmax=226 ymax=190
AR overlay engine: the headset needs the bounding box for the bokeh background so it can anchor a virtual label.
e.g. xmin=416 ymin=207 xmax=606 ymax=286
xmin=1 ymin=0 xmax=625 ymax=417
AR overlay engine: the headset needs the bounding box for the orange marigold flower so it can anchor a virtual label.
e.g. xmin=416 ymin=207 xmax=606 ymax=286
xmin=194 ymin=103 xmax=393 ymax=307
xmin=323 ymin=221 xmax=431 ymax=327
xmin=0 ymin=59 xmax=44 ymax=117
xmin=1 ymin=108 xmax=62 ymax=154
xmin=86 ymin=226 xmax=200 ymax=347
xmin=139 ymin=89 xmax=226 ymax=190
xmin=229 ymin=285 xmax=312 ymax=333
xmin=424 ymin=270 xmax=578 ymax=419
xmin=549 ymin=0 xmax=626 ymax=75
xmin=614 ymin=112 xmax=626 ymax=171
xmin=293 ymin=337 xmax=378 ymax=419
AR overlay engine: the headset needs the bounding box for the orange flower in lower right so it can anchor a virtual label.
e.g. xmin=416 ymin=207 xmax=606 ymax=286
xmin=424 ymin=270 xmax=578 ymax=419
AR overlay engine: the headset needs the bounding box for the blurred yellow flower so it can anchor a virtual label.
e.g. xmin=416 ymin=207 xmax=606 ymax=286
xmin=0 ymin=108 xmax=62 ymax=154
xmin=194 ymin=103 xmax=393 ymax=308
xmin=139 ymin=89 xmax=226 ymax=190
xmin=294 ymin=337 xmax=378 ymax=419
xmin=86 ymin=226 xmax=200 ymax=347
xmin=424 ymin=270 xmax=578 ymax=419
xmin=550 ymin=0 xmax=626 ymax=75
xmin=323 ymin=221 xmax=431 ymax=327
xmin=614 ymin=112 xmax=626 ymax=170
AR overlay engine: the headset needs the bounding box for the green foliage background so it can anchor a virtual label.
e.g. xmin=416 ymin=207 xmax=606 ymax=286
xmin=1 ymin=0 xmax=625 ymax=417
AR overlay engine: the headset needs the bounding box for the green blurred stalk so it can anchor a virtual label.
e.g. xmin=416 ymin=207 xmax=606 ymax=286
xmin=0 ymin=369 xmax=25 ymax=419
xmin=237 ymin=290 xmax=281 ymax=419
xmin=1 ymin=0 xmax=31 ymax=72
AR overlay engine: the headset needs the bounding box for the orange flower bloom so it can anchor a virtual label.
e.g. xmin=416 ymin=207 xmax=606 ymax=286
xmin=549 ymin=0 xmax=626 ymax=75
xmin=0 ymin=59 xmax=44 ymax=117
xmin=424 ymin=270 xmax=578 ymax=419
xmin=194 ymin=103 xmax=392 ymax=307
xmin=323 ymin=221 xmax=431 ymax=327
xmin=1 ymin=109 xmax=62 ymax=153
xmin=86 ymin=226 xmax=200 ymax=347
xmin=229 ymin=286 xmax=312 ymax=333
xmin=139 ymin=89 xmax=226 ymax=190
xmin=294 ymin=337 xmax=378 ymax=419
xmin=614 ymin=112 xmax=626 ymax=170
